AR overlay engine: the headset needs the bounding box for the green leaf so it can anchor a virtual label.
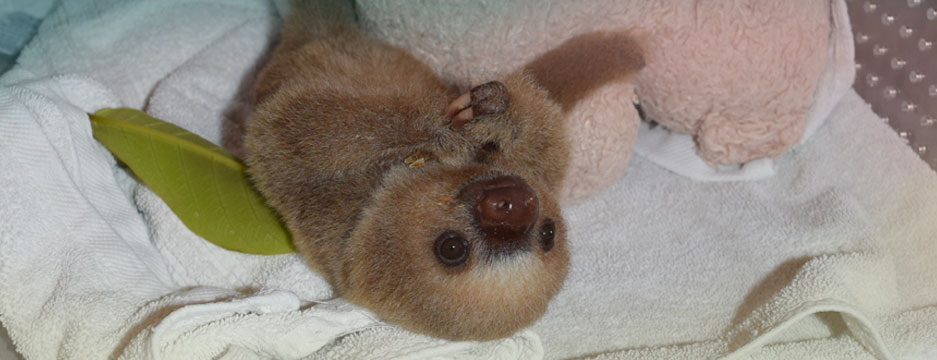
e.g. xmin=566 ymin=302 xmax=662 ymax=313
xmin=89 ymin=108 xmax=295 ymax=255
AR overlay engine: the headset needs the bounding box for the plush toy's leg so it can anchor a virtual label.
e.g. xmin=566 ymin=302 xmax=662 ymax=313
xmin=561 ymin=82 xmax=640 ymax=205
xmin=695 ymin=111 xmax=806 ymax=165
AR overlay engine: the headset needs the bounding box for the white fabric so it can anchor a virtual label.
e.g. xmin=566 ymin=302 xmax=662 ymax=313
xmin=2 ymin=0 xmax=936 ymax=359
xmin=553 ymin=90 xmax=937 ymax=359
xmin=633 ymin=0 xmax=856 ymax=182
xmin=0 ymin=0 xmax=56 ymax=19
xmin=540 ymin=90 xmax=937 ymax=359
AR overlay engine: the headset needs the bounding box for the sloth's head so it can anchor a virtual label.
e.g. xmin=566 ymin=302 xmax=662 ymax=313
xmin=339 ymin=165 xmax=569 ymax=340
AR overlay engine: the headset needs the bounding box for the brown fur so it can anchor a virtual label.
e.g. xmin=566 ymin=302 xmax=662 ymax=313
xmin=244 ymin=0 xmax=643 ymax=341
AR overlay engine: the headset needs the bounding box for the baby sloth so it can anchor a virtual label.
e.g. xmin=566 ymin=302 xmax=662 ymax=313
xmin=244 ymin=0 xmax=644 ymax=340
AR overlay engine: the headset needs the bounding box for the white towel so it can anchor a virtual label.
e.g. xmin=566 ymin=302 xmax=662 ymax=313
xmin=534 ymin=89 xmax=937 ymax=359
xmin=2 ymin=0 xmax=937 ymax=359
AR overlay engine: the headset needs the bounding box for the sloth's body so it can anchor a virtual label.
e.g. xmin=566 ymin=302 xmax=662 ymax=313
xmin=244 ymin=0 xmax=643 ymax=340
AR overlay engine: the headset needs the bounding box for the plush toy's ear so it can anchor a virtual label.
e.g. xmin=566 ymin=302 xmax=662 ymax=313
xmin=523 ymin=31 xmax=645 ymax=112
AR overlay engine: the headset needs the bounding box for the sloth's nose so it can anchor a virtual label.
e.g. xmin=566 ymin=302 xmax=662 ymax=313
xmin=461 ymin=176 xmax=538 ymax=248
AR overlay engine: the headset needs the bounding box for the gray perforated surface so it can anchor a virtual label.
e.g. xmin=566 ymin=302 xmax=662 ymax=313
xmin=849 ymin=0 xmax=937 ymax=171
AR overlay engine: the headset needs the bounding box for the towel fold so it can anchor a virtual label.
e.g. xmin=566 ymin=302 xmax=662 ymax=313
xmin=1 ymin=0 xmax=936 ymax=359
xmin=537 ymin=91 xmax=937 ymax=359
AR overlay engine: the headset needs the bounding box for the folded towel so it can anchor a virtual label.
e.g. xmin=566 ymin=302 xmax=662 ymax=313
xmin=2 ymin=0 xmax=936 ymax=359
xmin=534 ymin=90 xmax=937 ymax=359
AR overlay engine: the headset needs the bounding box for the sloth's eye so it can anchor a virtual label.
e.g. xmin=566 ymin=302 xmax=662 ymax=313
xmin=540 ymin=219 xmax=556 ymax=252
xmin=434 ymin=231 xmax=469 ymax=266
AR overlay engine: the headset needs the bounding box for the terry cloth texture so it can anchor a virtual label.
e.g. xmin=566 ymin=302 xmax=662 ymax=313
xmin=1 ymin=0 xmax=935 ymax=359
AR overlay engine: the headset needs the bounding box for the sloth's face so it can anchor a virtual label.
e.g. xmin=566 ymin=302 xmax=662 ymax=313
xmin=341 ymin=164 xmax=569 ymax=340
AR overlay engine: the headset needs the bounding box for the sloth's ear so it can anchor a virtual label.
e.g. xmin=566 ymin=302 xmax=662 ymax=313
xmin=522 ymin=31 xmax=645 ymax=112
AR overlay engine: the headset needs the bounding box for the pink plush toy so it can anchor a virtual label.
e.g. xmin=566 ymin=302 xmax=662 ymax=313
xmin=354 ymin=0 xmax=844 ymax=204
